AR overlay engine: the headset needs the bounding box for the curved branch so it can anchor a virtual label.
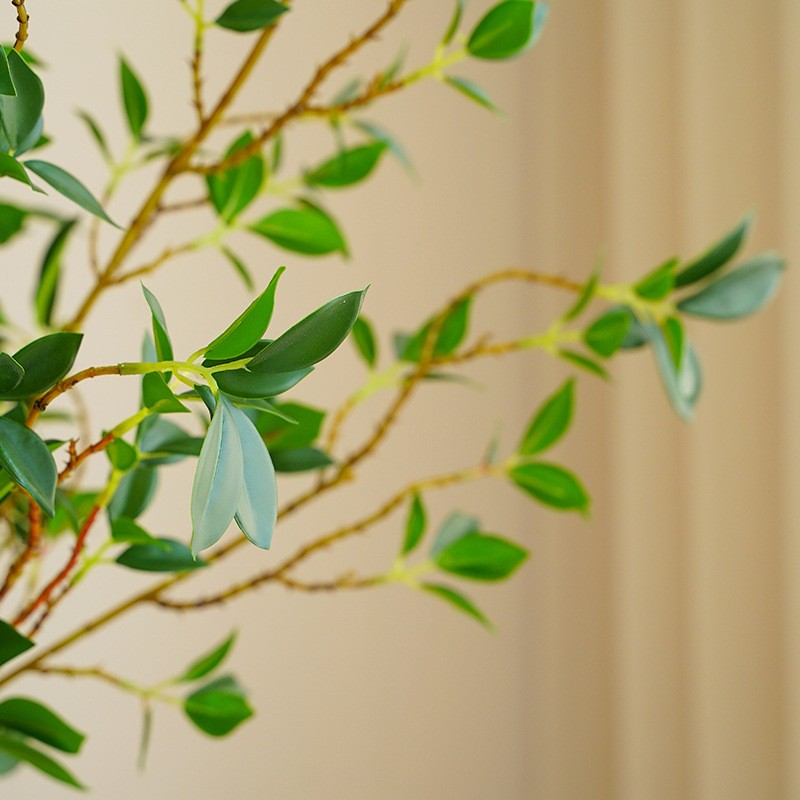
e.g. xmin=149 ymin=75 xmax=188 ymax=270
xmin=11 ymin=0 xmax=28 ymax=52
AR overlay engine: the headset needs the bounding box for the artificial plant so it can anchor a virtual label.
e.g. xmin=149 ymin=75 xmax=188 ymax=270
xmin=0 ymin=0 xmax=785 ymax=790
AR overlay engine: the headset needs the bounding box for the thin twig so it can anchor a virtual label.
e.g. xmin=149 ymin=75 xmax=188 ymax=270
xmin=11 ymin=0 xmax=28 ymax=52
xmin=0 ymin=504 xmax=41 ymax=603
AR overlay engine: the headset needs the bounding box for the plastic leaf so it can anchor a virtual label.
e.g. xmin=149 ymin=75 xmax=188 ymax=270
xmin=509 ymin=462 xmax=590 ymax=513
xmin=434 ymin=533 xmax=528 ymax=581
xmin=0 ymin=354 xmax=23 ymax=394
xmin=215 ymin=0 xmax=289 ymax=32
xmin=517 ymin=378 xmax=574 ymax=456
xmin=215 ymin=364 xmax=313 ymax=399
xmin=0 ymin=46 xmax=15 ymax=96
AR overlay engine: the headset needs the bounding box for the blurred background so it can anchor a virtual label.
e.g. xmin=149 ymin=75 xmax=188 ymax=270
xmin=4 ymin=0 xmax=797 ymax=797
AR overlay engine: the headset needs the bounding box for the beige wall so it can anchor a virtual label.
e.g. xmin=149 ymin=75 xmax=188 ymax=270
xmin=3 ymin=1 xmax=797 ymax=798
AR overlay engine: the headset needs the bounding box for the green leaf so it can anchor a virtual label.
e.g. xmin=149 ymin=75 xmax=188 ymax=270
xmin=24 ymin=160 xmax=118 ymax=226
xmin=662 ymin=316 xmax=684 ymax=370
xmin=75 ymin=109 xmax=112 ymax=163
xmin=110 ymin=517 xmax=163 ymax=546
xmin=191 ymin=396 xmax=244 ymax=554
xmin=0 ymin=46 xmax=15 ymax=96
xmin=142 ymin=372 xmax=189 ymax=414
xmin=119 ymin=56 xmax=148 ymax=141
xmin=271 ymin=447 xmax=332 ymax=473
xmin=0 ymin=332 xmax=82 ymax=401
xmin=467 ymin=0 xmax=547 ymax=60
xmin=250 ymin=203 xmax=347 ymax=256
xmin=215 ymin=0 xmax=289 ymax=32
xmin=105 ymin=438 xmax=139 ymax=472
xmin=401 ymin=297 xmax=472 ymax=363
xmin=228 ymin=402 xmax=277 ymax=549
xmin=557 ymin=348 xmax=608 ymax=378
xmin=583 ymin=308 xmax=632 ymax=358
xmin=184 ymin=676 xmax=253 ymax=737
xmin=351 ymin=315 xmax=377 ymax=368
xmin=435 ymin=533 xmax=528 ymax=581
xmin=648 ymin=323 xmax=702 ymax=421
xmin=305 ymin=142 xmax=387 ymax=189
xmin=0 ymin=354 xmax=23 ymax=394
xmin=430 ymin=511 xmax=480 ymax=556
xmin=35 ymin=219 xmax=76 ymax=327
xmin=675 ymin=212 xmax=754 ymax=288
xmin=441 ymin=0 xmax=465 ymax=46
xmin=0 ymin=202 xmax=26 ymax=243
xmin=444 ymin=76 xmax=503 ymax=115
xmin=206 ymin=132 xmax=266 ymax=223
xmin=634 ymin=257 xmax=677 ymax=301
xmin=215 ymin=364 xmax=313 ymax=399
xmin=205 ymin=267 xmax=285 ymax=360
xmin=116 ymin=538 xmax=207 ymax=572
xmin=518 ymin=378 xmax=574 ymax=456
xmin=422 ymin=583 xmax=493 ymax=629
xmin=676 ymin=253 xmax=784 ymax=320
xmin=220 ymin=247 xmax=255 ymax=291
xmin=401 ymin=493 xmax=426 ymax=556
xmin=563 ymin=267 xmax=600 ymax=322
xmin=0 ymin=619 xmax=33 ymax=668
xmin=107 ymin=464 xmax=158 ymax=521
xmin=0 ymin=733 xmax=83 ymax=789
xmin=351 ymin=120 xmax=414 ymax=173
xmin=509 ymin=462 xmax=590 ymax=513
xmin=180 ymin=632 xmax=237 ymax=683
xmin=0 ymin=152 xmax=33 ymax=187
xmin=141 ymin=284 xmax=174 ymax=364
xmin=0 ymin=51 xmax=43 ymax=151
xmin=138 ymin=418 xmax=203 ymax=465
xmin=0 ymin=698 xmax=84 ymax=754
xmin=254 ymin=401 xmax=322 ymax=450
xmin=0 ymin=416 xmax=57 ymax=516
xmin=248 ymin=288 xmax=367 ymax=373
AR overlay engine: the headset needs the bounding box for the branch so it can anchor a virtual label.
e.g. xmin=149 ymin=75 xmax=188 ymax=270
xmin=0 ymin=503 xmax=41 ymax=603
xmin=107 ymin=242 xmax=197 ymax=285
xmin=11 ymin=0 xmax=28 ymax=52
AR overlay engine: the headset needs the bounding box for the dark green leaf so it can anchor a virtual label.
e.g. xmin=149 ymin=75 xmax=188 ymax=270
xmin=422 ymin=583 xmax=493 ymax=629
xmin=75 ymin=109 xmax=112 ymax=163
xmin=634 ymin=257 xmax=677 ymax=301
xmin=141 ymin=285 xmax=174 ymax=364
xmin=444 ymin=76 xmax=503 ymax=115
xmin=110 ymin=517 xmax=163 ymax=546
xmin=271 ymin=447 xmax=332 ymax=473
xmin=180 ymin=633 xmax=237 ymax=683
xmin=435 ymin=533 xmax=528 ymax=581
xmin=0 ymin=698 xmax=84 ymax=754
xmin=24 ymin=160 xmax=118 ymax=226
xmin=0 ymin=46 xmax=14 ymax=96
xmin=509 ymin=461 xmax=589 ymax=513
xmin=0 ymin=416 xmax=56 ymax=516
xmin=0 ymin=152 xmax=33 ymax=187
xmin=467 ymin=0 xmax=547 ymax=60
xmin=105 ymin=438 xmax=138 ymax=472
xmin=116 ymin=538 xmax=207 ymax=572
xmin=401 ymin=493 xmax=426 ymax=556
xmin=206 ymin=267 xmax=285 ymax=360
xmin=351 ymin=315 xmax=377 ymax=368
xmin=255 ymin=401 xmax=323 ymax=450
xmin=0 ymin=202 xmax=27 ymax=243
xmin=305 ymin=142 xmax=387 ymax=189
xmin=675 ymin=212 xmax=754 ymax=288
xmin=35 ymin=219 xmax=76 ymax=327
xmin=215 ymin=364 xmax=313 ymax=399
xmin=401 ymin=297 xmax=472 ymax=363
xmin=556 ymin=348 xmax=608 ymax=378
xmin=583 ymin=308 xmax=632 ymax=357
xmin=249 ymin=203 xmax=347 ymax=256
xmin=0 ymin=51 xmax=43 ymax=151
xmin=206 ymin=132 xmax=266 ymax=223
xmin=184 ymin=676 xmax=253 ymax=737
xmin=0 ymin=733 xmax=83 ymax=789
xmin=518 ymin=378 xmax=574 ymax=456
xmin=215 ymin=0 xmax=289 ymax=32
xmin=248 ymin=288 xmax=367 ymax=373
xmin=119 ymin=56 xmax=148 ymax=141
xmin=0 ymin=332 xmax=82 ymax=400
xmin=191 ymin=396 xmax=244 ymax=554
xmin=0 ymin=619 xmax=33 ymax=667
xmin=107 ymin=464 xmax=158 ymax=521
xmin=0 ymin=354 xmax=23 ymax=394
xmin=676 ymin=253 xmax=784 ymax=320
xmin=430 ymin=511 xmax=480 ymax=556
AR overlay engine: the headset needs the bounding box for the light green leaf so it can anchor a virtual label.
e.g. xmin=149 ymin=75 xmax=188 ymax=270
xmin=228 ymin=401 xmax=277 ymax=549
xmin=0 ymin=733 xmax=83 ymax=789
xmin=116 ymin=538 xmax=207 ymax=572
xmin=662 ymin=316 xmax=684 ymax=370
xmin=648 ymin=323 xmax=702 ymax=421
xmin=351 ymin=315 xmax=377 ymax=368
xmin=563 ymin=267 xmax=599 ymax=322
xmin=184 ymin=676 xmax=253 ymax=737
xmin=75 ymin=109 xmax=112 ymax=163
xmin=518 ymin=378 xmax=574 ymax=456
xmin=180 ymin=633 xmax=237 ymax=683
xmin=141 ymin=284 xmax=174 ymax=364
xmin=676 ymin=253 xmax=784 ymax=320
xmin=509 ymin=461 xmax=589 ymax=513
xmin=304 ymin=142 xmax=387 ymax=189
xmin=422 ymin=583 xmax=493 ymax=629
xmin=24 ymin=160 xmax=118 ymax=226
xmin=675 ymin=212 xmax=754 ymax=288
xmin=0 ymin=416 xmax=57 ymax=516
xmin=0 ymin=619 xmax=33 ymax=668
xmin=119 ymin=56 xmax=148 ymax=141
xmin=250 ymin=203 xmax=348 ymax=256
xmin=105 ymin=438 xmax=139 ymax=472
xmin=557 ymin=348 xmax=608 ymax=378
xmin=205 ymin=267 xmax=285 ymax=360
xmin=467 ymin=0 xmax=547 ymax=60
xmin=634 ymin=257 xmax=677 ymax=301
xmin=247 ymin=288 xmax=367 ymax=373
xmin=401 ymin=493 xmax=426 ymax=556
xmin=35 ymin=219 xmax=76 ymax=327
xmin=191 ymin=396 xmax=244 ymax=554
xmin=220 ymin=247 xmax=255 ymax=291
xmin=137 ymin=418 xmax=203 ymax=466
xmin=0 ymin=698 xmax=84 ymax=754
xmin=351 ymin=120 xmax=414 ymax=172
xmin=435 ymin=533 xmax=528 ymax=581
xmin=441 ymin=0 xmax=466 ymax=46
xmin=206 ymin=132 xmax=266 ymax=223
xmin=583 ymin=308 xmax=632 ymax=358
xmin=401 ymin=297 xmax=472 ymax=363
xmin=215 ymin=0 xmax=289 ymax=32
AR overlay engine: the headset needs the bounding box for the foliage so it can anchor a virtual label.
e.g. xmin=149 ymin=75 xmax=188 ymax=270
xmin=0 ymin=0 xmax=784 ymax=790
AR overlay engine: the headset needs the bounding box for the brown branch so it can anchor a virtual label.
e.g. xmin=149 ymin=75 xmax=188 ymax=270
xmin=0 ymin=503 xmax=41 ymax=603
xmin=107 ymin=242 xmax=196 ymax=285
xmin=58 ymin=432 xmax=115 ymax=485
xmin=30 ymin=664 xmax=140 ymax=693
xmin=158 ymin=196 xmax=208 ymax=214
xmin=191 ymin=0 xmax=410 ymax=175
xmin=11 ymin=0 xmax=28 ymax=52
